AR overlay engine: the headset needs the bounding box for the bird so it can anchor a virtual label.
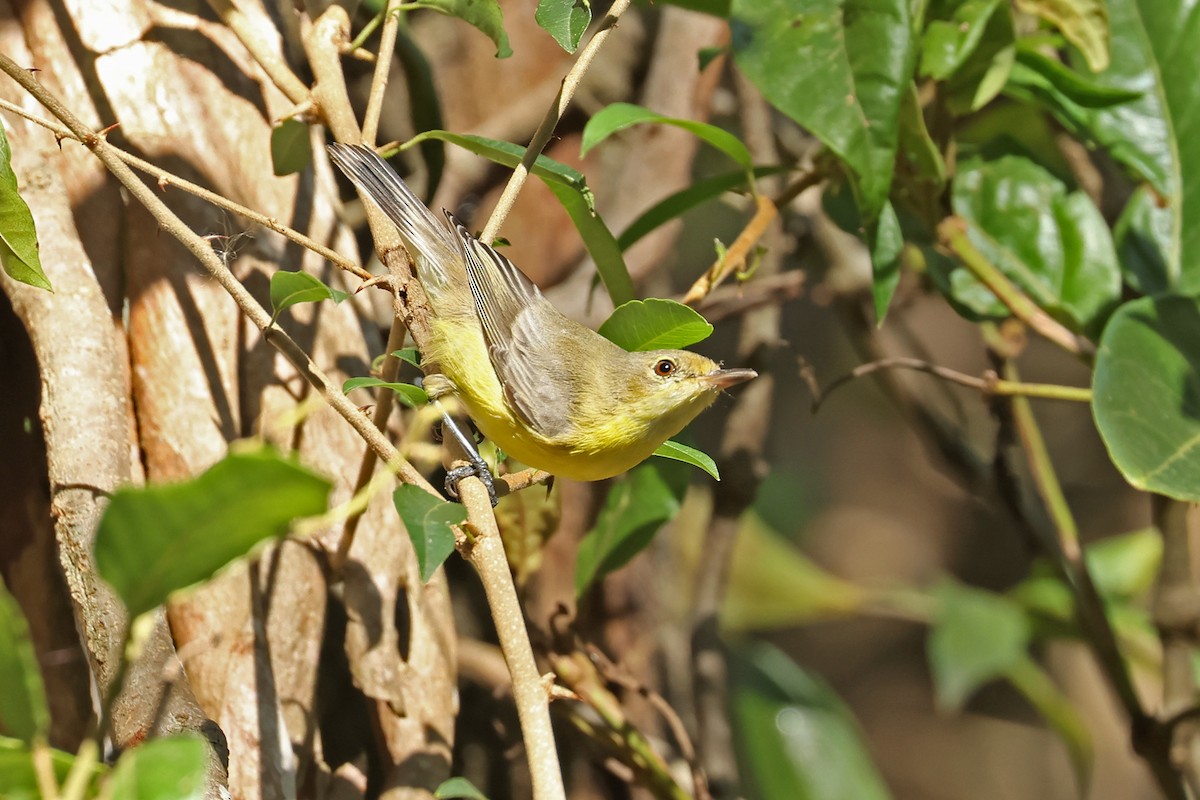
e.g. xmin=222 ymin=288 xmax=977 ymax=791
xmin=328 ymin=143 xmax=756 ymax=496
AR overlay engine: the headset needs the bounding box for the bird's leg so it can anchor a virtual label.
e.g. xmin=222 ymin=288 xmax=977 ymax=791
xmin=436 ymin=403 xmax=498 ymax=507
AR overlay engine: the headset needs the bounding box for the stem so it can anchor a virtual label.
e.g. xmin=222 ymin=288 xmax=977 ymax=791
xmin=205 ymin=0 xmax=309 ymax=105
xmin=479 ymin=0 xmax=634 ymax=244
xmin=0 ymin=53 xmax=434 ymax=497
xmin=457 ymin=472 xmax=565 ymax=800
xmin=938 ymin=217 xmax=1093 ymax=360
xmin=362 ymin=0 xmax=403 ymax=145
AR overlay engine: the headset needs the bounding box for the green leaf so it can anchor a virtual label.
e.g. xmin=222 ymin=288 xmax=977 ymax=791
xmin=270 ymin=271 xmax=348 ymax=321
xmin=535 ymin=0 xmax=590 ymax=53
xmin=1006 ymin=46 xmax=1140 ymax=110
xmin=731 ymin=0 xmax=914 ymax=216
xmin=343 ymin=377 xmax=429 ymax=408
xmin=395 ymin=28 xmax=446 ymax=198
xmin=0 ymin=736 xmax=98 ymax=799
xmin=397 ymin=131 xmax=635 ymax=305
xmin=928 ymin=582 xmax=1031 ymax=710
xmin=106 ymin=733 xmax=208 ymax=800
xmin=1114 ymin=185 xmax=1175 ymax=294
xmin=0 ymin=582 xmax=48 ymax=743
xmin=390 ymin=347 xmax=423 ymax=368
xmin=653 ymin=440 xmax=719 ymax=480
xmin=94 ymin=445 xmax=331 ymax=618
xmin=575 ymin=462 xmax=687 ymax=597
xmin=944 ymin=4 xmax=1016 ymax=113
xmin=435 ymin=776 xmax=490 ymax=799
xmin=617 ymin=166 xmax=790 ymax=251
xmin=1014 ymin=0 xmax=1110 ymax=72
xmin=270 ymin=119 xmax=311 ymax=177
xmin=1086 ymin=528 xmax=1162 ymax=599
xmin=581 ymin=102 xmax=753 ymax=172
xmin=598 ymin=298 xmax=713 ymax=351
xmin=394 ymin=484 xmax=465 ymax=582
xmin=1093 ymin=295 xmax=1200 ymax=501
xmin=867 ymin=201 xmax=903 ymax=324
xmin=920 ymin=0 xmax=1003 ymax=80
xmin=730 ymin=641 xmax=891 ymax=800
xmin=897 ymin=82 xmax=946 ymax=185
xmin=0 ymin=126 xmax=50 ymax=291
xmin=411 ymin=0 xmax=511 ymax=58
xmin=951 ymin=155 xmax=1121 ymax=334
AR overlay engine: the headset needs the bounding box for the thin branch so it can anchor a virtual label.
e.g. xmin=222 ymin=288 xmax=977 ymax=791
xmin=682 ymin=170 xmax=821 ymax=305
xmin=0 ymin=97 xmax=372 ymax=282
xmin=938 ymin=217 xmax=1094 ymax=360
xmin=362 ymin=0 xmax=403 ymax=145
xmin=205 ymin=0 xmax=309 ymax=105
xmin=0 ymin=53 xmax=434 ymax=497
xmin=480 ymin=0 xmax=635 ymax=244
xmin=813 ymin=356 xmax=1092 ymax=411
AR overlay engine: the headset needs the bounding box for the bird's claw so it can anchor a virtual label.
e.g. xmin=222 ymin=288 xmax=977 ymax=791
xmin=444 ymin=456 xmax=498 ymax=507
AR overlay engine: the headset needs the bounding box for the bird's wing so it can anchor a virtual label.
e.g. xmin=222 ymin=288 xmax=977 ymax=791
xmin=447 ymin=213 xmax=572 ymax=438
xmin=327 ymin=143 xmax=460 ymax=293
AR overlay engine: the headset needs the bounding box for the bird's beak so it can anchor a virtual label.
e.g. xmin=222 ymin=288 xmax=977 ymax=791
xmin=701 ymin=367 xmax=758 ymax=389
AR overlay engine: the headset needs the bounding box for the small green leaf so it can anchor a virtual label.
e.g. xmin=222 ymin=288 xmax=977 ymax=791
xmin=270 ymin=119 xmax=311 ymax=177
xmin=575 ymin=462 xmax=686 ymax=597
xmin=0 ymin=582 xmax=48 ymax=743
xmin=928 ymin=582 xmax=1030 ymax=710
xmin=435 ymin=776 xmax=490 ymax=799
xmin=1114 ymin=185 xmax=1174 ymax=294
xmin=394 ymin=484 xmax=465 ymax=582
xmin=598 ymin=298 xmax=713 ymax=351
xmin=270 ymin=271 xmax=348 ymax=320
xmin=653 ymin=440 xmax=719 ymax=480
xmin=94 ymin=445 xmax=331 ymax=618
xmin=730 ymin=641 xmax=890 ymax=800
xmin=0 ymin=126 xmax=50 ymax=291
xmin=1086 ymin=528 xmax=1162 ymax=598
xmin=1093 ymin=295 xmax=1200 ymax=501
xmin=106 ymin=733 xmax=208 ymax=800
xmin=535 ymin=0 xmax=590 ymax=53
xmin=897 ymin=82 xmax=946 ymax=185
xmin=390 ymin=347 xmax=423 ymax=368
xmin=1014 ymin=0 xmax=1110 ymax=72
xmin=581 ymin=102 xmax=753 ymax=172
xmin=342 ymin=377 xmax=429 ymax=408
xmin=920 ymin=0 xmax=1003 ymax=80
xmin=867 ymin=201 xmax=903 ymax=324
xmin=1006 ymin=46 xmax=1140 ymax=110
xmin=410 ymin=0 xmax=511 ymax=58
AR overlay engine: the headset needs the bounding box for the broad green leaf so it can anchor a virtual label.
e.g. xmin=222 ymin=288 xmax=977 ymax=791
xmin=410 ymin=0 xmax=511 ymax=58
xmin=391 ymin=347 xmax=423 ymax=368
xmin=343 ymin=377 xmax=429 ymax=408
xmin=1114 ymin=185 xmax=1175 ymax=294
xmin=951 ymin=155 xmax=1121 ymax=334
xmin=730 ymin=641 xmax=891 ymax=800
xmin=581 ymin=102 xmax=753 ymax=172
xmin=1086 ymin=528 xmax=1162 ymax=598
xmin=269 ymin=271 xmax=348 ymax=320
xmin=598 ymin=298 xmax=713 ymax=351
xmin=1014 ymin=0 xmax=1110 ymax=72
xmin=920 ymin=0 xmax=1003 ymax=80
xmin=395 ymin=28 xmax=446 ymax=198
xmin=396 ymin=131 xmax=635 ymax=305
xmin=575 ymin=462 xmax=687 ymax=597
xmin=928 ymin=582 xmax=1030 ymax=710
xmin=394 ymin=484 xmax=465 ymax=582
xmin=94 ymin=446 xmax=331 ymax=618
xmin=653 ymin=440 xmax=719 ymax=480
xmin=1093 ymin=295 xmax=1200 ymax=501
xmin=270 ymin=119 xmax=311 ymax=176
xmin=0 ymin=583 xmax=47 ymax=743
xmin=0 ymin=126 xmax=50 ymax=291
xmin=106 ymin=733 xmax=208 ymax=800
xmin=536 ymin=0 xmax=590 ymax=53
xmin=617 ymin=166 xmax=790 ymax=251
xmin=731 ymin=0 xmax=914 ymax=217
xmin=0 ymin=736 xmax=98 ymax=799
xmin=435 ymin=776 xmax=490 ymax=799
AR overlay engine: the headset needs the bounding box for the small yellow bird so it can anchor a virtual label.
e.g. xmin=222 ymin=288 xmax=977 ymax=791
xmin=329 ymin=144 xmax=755 ymax=492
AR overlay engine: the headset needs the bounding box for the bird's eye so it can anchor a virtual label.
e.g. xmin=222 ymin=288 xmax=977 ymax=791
xmin=654 ymin=359 xmax=676 ymax=377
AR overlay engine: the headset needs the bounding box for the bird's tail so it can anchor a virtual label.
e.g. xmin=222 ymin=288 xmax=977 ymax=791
xmin=327 ymin=143 xmax=461 ymax=293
